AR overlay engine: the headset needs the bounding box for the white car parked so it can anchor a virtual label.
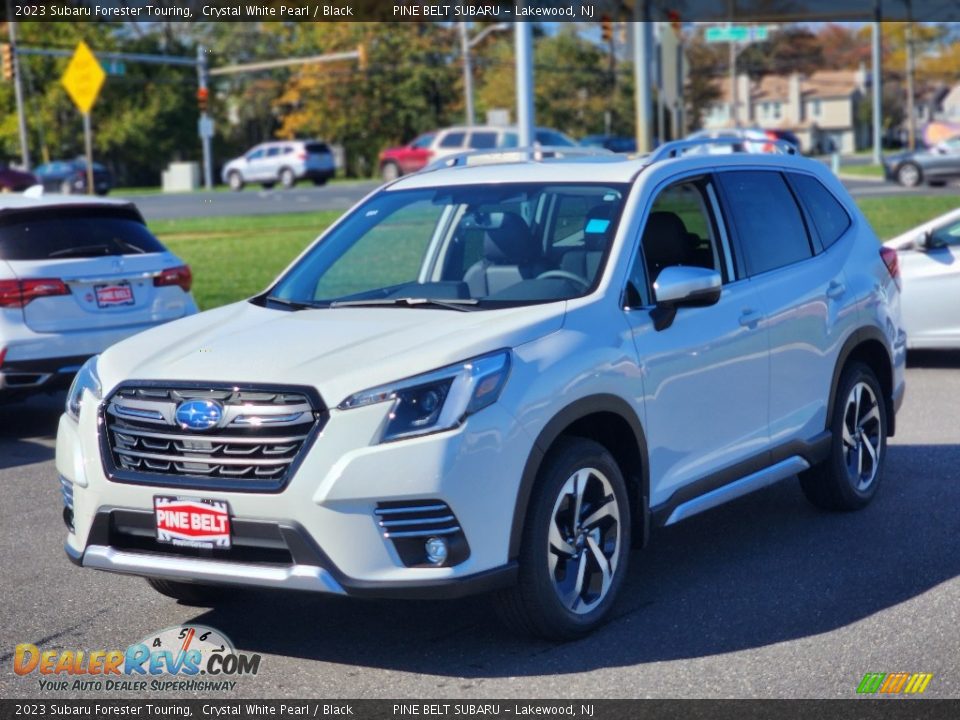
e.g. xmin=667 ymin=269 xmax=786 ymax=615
xmin=0 ymin=195 xmax=197 ymax=401
xmin=58 ymin=141 xmax=905 ymax=639
xmin=884 ymin=207 xmax=960 ymax=348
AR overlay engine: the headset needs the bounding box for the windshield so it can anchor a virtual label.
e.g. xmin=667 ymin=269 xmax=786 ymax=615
xmin=267 ymin=182 xmax=628 ymax=310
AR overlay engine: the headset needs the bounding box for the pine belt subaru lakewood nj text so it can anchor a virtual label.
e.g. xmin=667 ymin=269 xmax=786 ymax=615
xmin=57 ymin=139 xmax=906 ymax=639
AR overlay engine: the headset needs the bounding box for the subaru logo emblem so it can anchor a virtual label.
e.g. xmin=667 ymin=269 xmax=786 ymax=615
xmin=175 ymin=400 xmax=223 ymax=431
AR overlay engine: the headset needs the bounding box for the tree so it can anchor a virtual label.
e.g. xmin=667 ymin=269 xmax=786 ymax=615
xmin=273 ymin=22 xmax=460 ymax=176
xmin=683 ymin=35 xmax=723 ymax=132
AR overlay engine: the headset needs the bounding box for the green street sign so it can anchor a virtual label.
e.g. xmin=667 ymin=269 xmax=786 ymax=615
xmin=705 ymin=26 xmax=770 ymax=43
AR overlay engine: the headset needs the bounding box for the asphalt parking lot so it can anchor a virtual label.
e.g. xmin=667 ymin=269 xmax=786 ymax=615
xmin=1 ymin=353 xmax=958 ymax=700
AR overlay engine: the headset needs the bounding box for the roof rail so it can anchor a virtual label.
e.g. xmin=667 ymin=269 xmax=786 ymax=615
xmin=647 ymin=136 xmax=798 ymax=164
xmin=420 ymin=144 xmax=614 ymax=173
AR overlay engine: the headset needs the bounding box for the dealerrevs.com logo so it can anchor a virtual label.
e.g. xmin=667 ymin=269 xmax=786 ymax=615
xmin=857 ymin=672 xmax=934 ymax=695
xmin=13 ymin=625 xmax=261 ymax=693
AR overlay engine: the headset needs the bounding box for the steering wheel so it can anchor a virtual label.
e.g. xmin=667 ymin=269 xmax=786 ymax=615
xmin=535 ymin=270 xmax=590 ymax=289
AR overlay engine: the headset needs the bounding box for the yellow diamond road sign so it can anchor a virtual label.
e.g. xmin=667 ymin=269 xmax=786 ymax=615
xmin=61 ymin=41 xmax=106 ymax=115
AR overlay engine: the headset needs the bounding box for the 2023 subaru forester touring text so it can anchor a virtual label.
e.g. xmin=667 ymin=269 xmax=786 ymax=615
xmin=58 ymin=141 xmax=906 ymax=640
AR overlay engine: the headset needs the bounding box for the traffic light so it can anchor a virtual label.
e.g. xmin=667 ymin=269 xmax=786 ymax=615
xmin=357 ymin=44 xmax=367 ymax=70
xmin=601 ymin=16 xmax=613 ymax=43
xmin=1 ymin=44 xmax=13 ymax=82
xmin=667 ymin=10 xmax=682 ymax=33
xmin=196 ymin=86 xmax=208 ymax=114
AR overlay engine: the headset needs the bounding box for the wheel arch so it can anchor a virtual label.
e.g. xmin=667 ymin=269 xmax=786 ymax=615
xmin=508 ymin=394 xmax=650 ymax=560
xmin=828 ymin=328 xmax=896 ymax=436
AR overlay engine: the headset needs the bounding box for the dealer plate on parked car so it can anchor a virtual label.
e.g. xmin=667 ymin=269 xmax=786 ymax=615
xmin=154 ymin=496 xmax=232 ymax=549
xmin=95 ymin=281 xmax=135 ymax=308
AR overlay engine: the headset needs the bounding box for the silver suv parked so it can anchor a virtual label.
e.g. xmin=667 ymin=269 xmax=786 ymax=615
xmin=59 ymin=139 xmax=906 ymax=640
xmin=221 ymin=140 xmax=335 ymax=191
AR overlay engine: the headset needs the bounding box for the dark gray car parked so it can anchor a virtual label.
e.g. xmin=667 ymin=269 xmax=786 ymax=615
xmin=883 ymin=136 xmax=960 ymax=187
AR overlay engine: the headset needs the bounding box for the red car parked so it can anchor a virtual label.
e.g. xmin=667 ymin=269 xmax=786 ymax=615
xmin=0 ymin=164 xmax=38 ymax=192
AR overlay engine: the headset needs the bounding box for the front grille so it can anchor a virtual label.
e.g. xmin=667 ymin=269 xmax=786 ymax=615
xmin=101 ymin=383 xmax=325 ymax=492
xmin=375 ymin=500 xmax=470 ymax=567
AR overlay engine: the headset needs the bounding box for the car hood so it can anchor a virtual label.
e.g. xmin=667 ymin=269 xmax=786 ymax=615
xmin=97 ymin=300 xmax=566 ymax=406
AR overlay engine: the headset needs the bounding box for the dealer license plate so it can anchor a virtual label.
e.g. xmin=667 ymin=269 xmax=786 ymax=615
xmin=154 ymin=496 xmax=231 ymax=549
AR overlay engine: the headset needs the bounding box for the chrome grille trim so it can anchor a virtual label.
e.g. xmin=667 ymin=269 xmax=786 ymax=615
xmin=101 ymin=382 xmax=326 ymax=493
xmin=375 ymin=501 xmax=461 ymax=539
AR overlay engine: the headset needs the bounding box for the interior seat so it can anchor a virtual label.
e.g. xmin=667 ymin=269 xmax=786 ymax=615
xmin=642 ymin=211 xmax=693 ymax=282
xmin=464 ymin=212 xmax=545 ymax=296
xmin=559 ymin=204 xmax=615 ymax=284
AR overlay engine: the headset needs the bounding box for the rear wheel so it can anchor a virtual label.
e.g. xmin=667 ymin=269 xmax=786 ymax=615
xmin=799 ymin=363 xmax=887 ymax=511
xmin=896 ymin=162 xmax=922 ymax=187
xmin=146 ymin=578 xmax=228 ymax=606
xmin=381 ymin=162 xmax=400 ymax=182
xmin=279 ymin=167 xmax=297 ymax=189
xmin=495 ymin=437 xmax=630 ymax=640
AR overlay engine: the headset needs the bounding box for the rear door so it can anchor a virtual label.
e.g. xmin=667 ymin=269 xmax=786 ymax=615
xmin=716 ymin=169 xmax=856 ymax=447
xmin=0 ymin=206 xmax=189 ymax=333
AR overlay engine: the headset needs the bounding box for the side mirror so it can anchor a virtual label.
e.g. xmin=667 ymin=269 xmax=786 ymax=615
xmin=923 ymin=230 xmax=947 ymax=250
xmin=650 ymin=266 xmax=722 ymax=331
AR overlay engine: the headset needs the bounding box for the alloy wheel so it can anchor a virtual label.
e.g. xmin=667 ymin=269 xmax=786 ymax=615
xmin=547 ymin=467 xmax=622 ymax=615
xmin=841 ymin=381 xmax=882 ymax=491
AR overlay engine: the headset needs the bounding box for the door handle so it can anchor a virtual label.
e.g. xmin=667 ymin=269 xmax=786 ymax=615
xmin=739 ymin=309 xmax=762 ymax=328
xmin=827 ymin=281 xmax=846 ymax=299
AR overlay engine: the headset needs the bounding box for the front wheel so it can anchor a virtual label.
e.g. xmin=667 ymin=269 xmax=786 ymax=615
xmin=896 ymin=162 xmax=922 ymax=187
xmin=495 ymin=437 xmax=630 ymax=640
xmin=279 ymin=167 xmax=297 ymax=189
xmin=799 ymin=363 xmax=887 ymax=511
xmin=227 ymin=171 xmax=244 ymax=191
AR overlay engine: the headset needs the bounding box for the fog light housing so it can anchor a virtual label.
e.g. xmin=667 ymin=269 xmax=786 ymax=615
xmin=425 ymin=537 xmax=449 ymax=565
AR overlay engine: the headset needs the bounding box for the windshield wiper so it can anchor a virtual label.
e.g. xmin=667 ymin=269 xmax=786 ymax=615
xmin=263 ymin=296 xmax=320 ymax=310
xmin=329 ymin=297 xmax=479 ymax=312
xmin=48 ymin=244 xmax=117 ymax=258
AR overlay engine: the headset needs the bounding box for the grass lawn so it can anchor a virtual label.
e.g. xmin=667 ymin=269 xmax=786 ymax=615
xmin=839 ymin=164 xmax=884 ymax=179
xmin=150 ymin=211 xmax=340 ymax=310
xmin=857 ymin=196 xmax=958 ymax=240
xmin=149 ymin=195 xmax=960 ymax=312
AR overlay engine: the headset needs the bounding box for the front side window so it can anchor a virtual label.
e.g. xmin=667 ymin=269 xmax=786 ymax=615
xmin=410 ymin=133 xmax=436 ymax=150
xmin=930 ymin=218 xmax=960 ymax=247
xmin=246 ymin=149 xmax=265 ymax=161
xmin=717 ymin=171 xmax=813 ymax=276
xmin=268 ymin=183 xmax=627 ymax=309
xmin=631 ymin=177 xmax=727 ymax=303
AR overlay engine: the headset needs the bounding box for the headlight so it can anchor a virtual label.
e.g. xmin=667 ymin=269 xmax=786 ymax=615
xmin=65 ymin=356 xmax=102 ymax=421
xmin=339 ymin=351 xmax=511 ymax=442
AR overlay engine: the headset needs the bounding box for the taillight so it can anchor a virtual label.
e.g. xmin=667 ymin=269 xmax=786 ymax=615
xmin=880 ymin=247 xmax=901 ymax=289
xmin=296 ymin=150 xmax=307 ymax=160
xmin=0 ymin=346 xmax=6 ymax=367
xmin=0 ymin=278 xmax=70 ymax=308
xmin=153 ymin=265 xmax=192 ymax=293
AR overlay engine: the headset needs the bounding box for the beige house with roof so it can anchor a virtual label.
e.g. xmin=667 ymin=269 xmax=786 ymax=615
xmin=704 ymin=69 xmax=868 ymax=154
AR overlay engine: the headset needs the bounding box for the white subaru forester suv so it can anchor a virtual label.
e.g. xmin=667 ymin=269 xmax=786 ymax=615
xmin=58 ymin=140 xmax=906 ymax=639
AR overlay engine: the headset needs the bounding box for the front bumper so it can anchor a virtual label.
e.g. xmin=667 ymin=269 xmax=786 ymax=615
xmin=58 ymin=391 xmax=532 ymax=598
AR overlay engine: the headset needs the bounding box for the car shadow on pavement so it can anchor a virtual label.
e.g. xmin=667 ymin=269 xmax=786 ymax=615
xmin=907 ymin=350 xmax=960 ymax=369
xmin=0 ymin=393 xmax=61 ymax=470
xmin=185 ymin=441 xmax=960 ymax=677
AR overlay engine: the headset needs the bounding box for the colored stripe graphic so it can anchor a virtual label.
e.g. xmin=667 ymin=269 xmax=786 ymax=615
xmin=857 ymin=672 xmax=932 ymax=694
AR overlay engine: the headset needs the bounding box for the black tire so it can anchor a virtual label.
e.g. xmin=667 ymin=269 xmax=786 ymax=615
xmin=381 ymin=162 xmax=401 ymax=182
xmin=261 ymin=181 xmax=275 ymax=190
xmin=927 ymin=180 xmax=946 ymax=187
xmin=494 ymin=437 xmax=631 ymax=640
xmin=799 ymin=362 xmax=887 ymax=511
xmin=896 ymin=162 xmax=922 ymax=188
xmin=146 ymin=578 xmax=228 ymax=606
xmin=227 ymin=171 xmax=244 ymax=191
xmin=279 ymin=167 xmax=297 ymax=189
xmin=312 ymin=177 xmax=329 ymax=186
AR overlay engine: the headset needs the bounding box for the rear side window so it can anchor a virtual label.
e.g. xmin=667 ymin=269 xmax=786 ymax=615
xmin=0 ymin=209 xmax=165 ymax=261
xmin=718 ymin=171 xmax=812 ymax=276
xmin=468 ymin=131 xmax=498 ymax=150
xmin=439 ymin=132 xmax=466 ymax=148
xmin=788 ymin=173 xmax=851 ymax=248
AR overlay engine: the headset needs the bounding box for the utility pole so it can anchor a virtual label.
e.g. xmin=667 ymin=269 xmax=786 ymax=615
xmin=515 ymin=21 xmax=534 ymax=147
xmin=459 ymin=22 xmax=474 ymax=126
xmin=459 ymin=22 xmax=509 ymax=128
xmin=197 ymin=44 xmax=213 ymax=190
xmin=905 ymin=3 xmax=916 ymax=151
xmin=871 ymin=5 xmax=882 ymax=164
xmin=6 ymin=2 xmax=30 ymax=169
xmin=633 ymin=10 xmax=654 ymax=152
